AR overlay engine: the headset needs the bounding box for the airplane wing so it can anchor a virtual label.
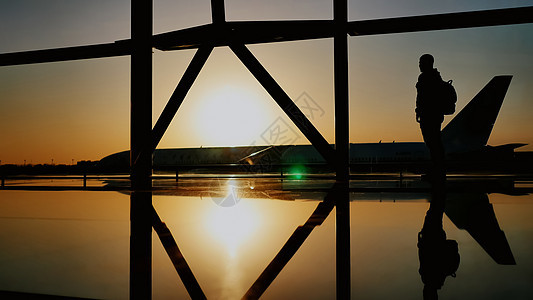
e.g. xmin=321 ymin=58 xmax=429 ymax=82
xmin=237 ymin=145 xmax=292 ymax=166
xmin=442 ymin=76 xmax=513 ymax=154
xmin=445 ymin=193 xmax=516 ymax=265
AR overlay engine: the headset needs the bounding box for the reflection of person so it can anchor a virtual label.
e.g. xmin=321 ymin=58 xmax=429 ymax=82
xmin=416 ymin=54 xmax=445 ymax=181
xmin=418 ymin=191 xmax=459 ymax=300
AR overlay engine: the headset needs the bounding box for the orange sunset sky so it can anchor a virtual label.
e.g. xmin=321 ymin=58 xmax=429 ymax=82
xmin=1 ymin=0 xmax=532 ymax=164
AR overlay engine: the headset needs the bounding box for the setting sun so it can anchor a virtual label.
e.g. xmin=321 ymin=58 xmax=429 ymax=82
xmin=188 ymin=85 xmax=274 ymax=147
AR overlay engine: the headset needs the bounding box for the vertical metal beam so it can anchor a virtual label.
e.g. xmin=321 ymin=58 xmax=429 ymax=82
xmin=211 ymin=0 xmax=226 ymax=23
xmin=230 ymin=43 xmax=336 ymax=166
xmin=335 ymin=186 xmax=350 ymax=299
xmin=130 ymin=0 xmax=153 ymax=202
xmin=334 ymin=0 xmax=351 ymax=299
xmin=130 ymin=0 xmax=153 ymax=299
xmin=334 ymin=1 xmax=350 ymax=181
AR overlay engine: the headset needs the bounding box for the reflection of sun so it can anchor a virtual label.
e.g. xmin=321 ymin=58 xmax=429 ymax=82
xmin=192 ymin=85 xmax=271 ymax=146
xmin=205 ymin=199 xmax=261 ymax=259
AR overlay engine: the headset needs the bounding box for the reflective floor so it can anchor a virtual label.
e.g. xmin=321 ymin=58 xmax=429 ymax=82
xmin=0 ymin=177 xmax=532 ymax=299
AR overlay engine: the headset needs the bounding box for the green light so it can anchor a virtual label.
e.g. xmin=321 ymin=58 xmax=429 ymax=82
xmin=288 ymin=165 xmax=306 ymax=179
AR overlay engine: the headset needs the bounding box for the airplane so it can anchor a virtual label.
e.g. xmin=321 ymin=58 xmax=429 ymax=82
xmin=98 ymin=75 xmax=528 ymax=174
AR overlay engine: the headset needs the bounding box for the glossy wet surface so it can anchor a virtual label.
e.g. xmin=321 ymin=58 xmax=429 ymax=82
xmin=1 ymin=177 xmax=532 ymax=299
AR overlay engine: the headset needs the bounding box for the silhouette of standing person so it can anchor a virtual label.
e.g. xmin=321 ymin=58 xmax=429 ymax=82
xmin=418 ymin=190 xmax=459 ymax=300
xmin=416 ymin=54 xmax=446 ymax=182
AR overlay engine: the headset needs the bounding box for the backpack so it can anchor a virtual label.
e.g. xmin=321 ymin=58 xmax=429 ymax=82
xmin=440 ymin=80 xmax=457 ymax=115
xmin=418 ymin=233 xmax=460 ymax=288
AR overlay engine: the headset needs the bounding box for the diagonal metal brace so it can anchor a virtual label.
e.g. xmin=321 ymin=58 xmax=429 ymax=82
xmin=132 ymin=46 xmax=212 ymax=168
xmin=229 ymin=43 xmax=336 ymax=166
xmin=152 ymin=206 xmax=207 ymax=300
xmin=242 ymin=185 xmax=339 ymax=299
xmin=151 ymin=46 xmax=213 ymax=151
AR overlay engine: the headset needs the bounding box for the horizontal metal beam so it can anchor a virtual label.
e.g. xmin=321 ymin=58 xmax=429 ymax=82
xmin=0 ymin=42 xmax=131 ymax=66
xmin=152 ymin=20 xmax=335 ymax=51
xmin=153 ymin=6 xmax=533 ymax=50
xmin=349 ymin=6 xmax=533 ymax=36
xmin=0 ymin=6 xmax=531 ymax=66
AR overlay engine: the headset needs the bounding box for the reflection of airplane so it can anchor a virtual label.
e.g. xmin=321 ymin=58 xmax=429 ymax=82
xmin=102 ymin=172 xmax=518 ymax=268
xmin=445 ymin=193 xmax=515 ymax=265
xmin=99 ymin=76 xmax=524 ymax=173
xmin=109 ymin=176 xmax=517 ymax=267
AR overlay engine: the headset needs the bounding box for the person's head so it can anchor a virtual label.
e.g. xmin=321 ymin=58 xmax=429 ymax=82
xmin=419 ymin=54 xmax=434 ymax=72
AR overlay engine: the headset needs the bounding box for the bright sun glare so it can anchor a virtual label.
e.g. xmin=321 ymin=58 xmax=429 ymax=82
xmin=205 ymin=197 xmax=261 ymax=259
xmin=192 ymin=85 xmax=272 ymax=146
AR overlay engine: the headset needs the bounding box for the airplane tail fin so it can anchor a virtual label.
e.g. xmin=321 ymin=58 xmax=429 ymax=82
xmin=442 ymin=76 xmax=512 ymax=154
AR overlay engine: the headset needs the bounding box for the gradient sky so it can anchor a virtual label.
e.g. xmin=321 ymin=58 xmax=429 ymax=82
xmin=0 ymin=0 xmax=532 ymax=164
